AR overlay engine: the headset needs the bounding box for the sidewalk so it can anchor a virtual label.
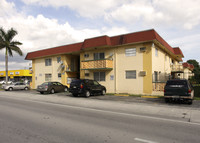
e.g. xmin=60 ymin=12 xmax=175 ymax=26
xmin=1 ymin=90 xmax=200 ymax=124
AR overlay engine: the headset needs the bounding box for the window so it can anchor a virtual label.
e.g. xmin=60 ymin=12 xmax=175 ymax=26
xmin=57 ymin=82 xmax=62 ymax=86
xmin=94 ymin=53 xmax=105 ymax=60
xmin=52 ymin=82 xmax=57 ymax=85
xmin=125 ymin=48 xmax=136 ymax=56
xmin=45 ymin=74 xmax=52 ymax=81
xmin=94 ymin=72 xmax=105 ymax=81
xmin=45 ymin=58 xmax=52 ymax=66
xmin=15 ymin=72 xmax=20 ymax=75
xmin=155 ymin=48 xmax=158 ymax=57
xmin=154 ymin=71 xmax=158 ymax=82
xmin=57 ymin=57 xmax=61 ymax=63
xmin=126 ymin=70 xmax=136 ymax=79
xmin=58 ymin=73 xmax=61 ymax=79
xmin=85 ymin=73 xmax=89 ymax=77
xmin=84 ymin=53 xmax=89 ymax=58
xmin=93 ymin=81 xmax=100 ymax=85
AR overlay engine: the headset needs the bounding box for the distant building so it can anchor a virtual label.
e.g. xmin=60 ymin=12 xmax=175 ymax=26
xmin=25 ymin=29 xmax=193 ymax=95
xmin=0 ymin=69 xmax=32 ymax=82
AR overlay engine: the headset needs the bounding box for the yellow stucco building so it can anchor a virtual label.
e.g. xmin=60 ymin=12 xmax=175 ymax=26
xmin=0 ymin=69 xmax=32 ymax=82
xmin=25 ymin=29 xmax=192 ymax=95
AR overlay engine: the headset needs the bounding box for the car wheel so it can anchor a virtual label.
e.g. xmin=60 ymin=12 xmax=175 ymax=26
xmin=188 ymin=99 xmax=193 ymax=105
xmin=50 ymin=88 xmax=55 ymax=94
xmin=64 ymin=87 xmax=68 ymax=92
xmin=102 ymin=89 xmax=106 ymax=95
xmin=85 ymin=90 xmax=90 ymax=98
xmin=8 ymin=87 xmax=13 ymax=91
xmin=40 ymin=92 xmax=44 ymax=94
xmin=24 ymin=87 xmax=29 ymax=91
xmin=165 ymin=98 xmax=169 ymax=103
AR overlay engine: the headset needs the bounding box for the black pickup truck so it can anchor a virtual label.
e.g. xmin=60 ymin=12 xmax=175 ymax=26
xmin=164 ymin=79 xmax=194 ymax=104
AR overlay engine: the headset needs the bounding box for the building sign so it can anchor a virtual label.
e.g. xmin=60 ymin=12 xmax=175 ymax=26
xmin=110 ymin=75 xmax=114 ymax=80
xmin=10 ymin=72 xmax=14 ymax=75
xmin=0 ymin=73 xmax=4 ymax=76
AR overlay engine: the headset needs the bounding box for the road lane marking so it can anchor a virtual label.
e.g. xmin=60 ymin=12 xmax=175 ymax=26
xmin=134 ymin=138 xmax=158 ymax=143
xmin=1 ymin=95 xmax=200 ymax=126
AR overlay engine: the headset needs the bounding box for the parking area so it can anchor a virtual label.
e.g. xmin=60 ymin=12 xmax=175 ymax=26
xmin=4 ymin=89 xmax=199 ymax=109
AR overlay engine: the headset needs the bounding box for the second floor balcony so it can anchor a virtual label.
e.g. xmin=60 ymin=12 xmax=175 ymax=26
xmin=171 ymin=64 xmax=184 ymax=73
xmin=81 ymin=59 xmax=113 ymax=70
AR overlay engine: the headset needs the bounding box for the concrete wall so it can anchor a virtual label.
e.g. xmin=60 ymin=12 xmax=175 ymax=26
xmin=115 ymin=44 xmax=143 ymax=94
xmin=80 ymin=48 xmax=115 ymax=93
xmin=80 ymin=44 xmax=144 ymax=94
xmin=34 ymin=55 xmax=63 ymax=88
xmin=31 ymin=42 xmax=184 ymax=95
xmin=152 ymin=44 xmax=170 ymax=82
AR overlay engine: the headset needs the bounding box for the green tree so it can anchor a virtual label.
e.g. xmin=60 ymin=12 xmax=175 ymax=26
xmin=187 ymin=59 xmax=200 ymax=83
xmin=0 ymin=27 xmax=23 ymax=84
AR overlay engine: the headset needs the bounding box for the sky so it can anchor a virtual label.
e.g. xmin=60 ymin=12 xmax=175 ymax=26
xmin=0 ymin=0 xmax=200 ymax=70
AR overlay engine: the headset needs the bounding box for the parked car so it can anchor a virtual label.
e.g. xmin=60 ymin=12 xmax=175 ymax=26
xmin=0 ymin=80 xmax=13 ymax=84
xmin=164 ymin=79 xmax=194 ymax=104
xmin=69 ymin=79 xmax=106 ymax=97
xmin=37 ymin=82 xmax=68 ymax=94
xmin=3 ymin=82 xmax=29 ymax=91
xmin=0 ymin=80 xmax=5 ymax=84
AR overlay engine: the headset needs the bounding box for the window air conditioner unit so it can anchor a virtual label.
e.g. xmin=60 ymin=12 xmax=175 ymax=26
xmin=140 ymin=71 xmax=147 ymax=76
xmin=140 ymin=47 xmax=146 ymax=52
xmin=59 ymin=61 xmax=63 ymax=65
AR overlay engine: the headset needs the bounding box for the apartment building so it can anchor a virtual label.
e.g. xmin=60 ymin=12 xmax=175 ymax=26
xmin=25 ymin=29 xmax=188 ymax=95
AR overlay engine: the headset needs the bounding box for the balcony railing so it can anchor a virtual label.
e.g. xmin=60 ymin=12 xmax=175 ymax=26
xmin=81 ymin=59 xmax=113 ymax=70
xmin=171 ymin=64 xmax=184 ymax=72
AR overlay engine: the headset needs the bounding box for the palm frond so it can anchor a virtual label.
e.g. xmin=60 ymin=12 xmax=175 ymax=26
xmin=10 ymin=41 xmax=22 ymax=46
xmin=7 ymin=28 xmax=18 ymax=42
xmin=7 ymin=47 xmax=13 ymax=57
xmin=0 ymin=27 xmax=7 ymax=41
xmin=10 ymin=45 xmax=23 ymax=56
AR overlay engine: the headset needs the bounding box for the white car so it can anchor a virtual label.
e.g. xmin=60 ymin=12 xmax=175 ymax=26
xmin=0 ymin=80 xmax=13 ymax=84
xmin=0 ymin=80 xmax=5 ymax=84
xmin=3 ymin=82 xmax=29 ymax=91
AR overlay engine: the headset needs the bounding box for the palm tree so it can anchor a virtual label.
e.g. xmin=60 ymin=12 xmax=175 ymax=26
xmin=0 ymin=27 xmax=23 ymax=84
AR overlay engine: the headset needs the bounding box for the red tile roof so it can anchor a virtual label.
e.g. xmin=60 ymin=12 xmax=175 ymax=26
xmin=82 ymin=35 xmax=112 ymax=49
xmin=173 ymin=47 xmax=184 ymax=57
xmin=25 ymin=29 xmax=184 ymax=60
xmin=182 ymin=62 xmax=194 ymax=70
xmin=25 ymin=42 xmax=82 ymax=60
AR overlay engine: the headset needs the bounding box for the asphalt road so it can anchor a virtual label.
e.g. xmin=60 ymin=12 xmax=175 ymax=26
xmin=0 ymin=91 xmax=200 ymax=143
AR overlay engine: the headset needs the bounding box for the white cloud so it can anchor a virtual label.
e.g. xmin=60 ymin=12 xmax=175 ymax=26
xmin=0 ymin=0 xmax=129 ymax=70
xmin=0 ymin=0 xmax=16 ymax=17
xmin=107 ymin=0 xmax=200 ymax=30
xmin=1 ymin=0 xmax=200 ymax=70
xmin=20 ymin=0 xmax=127 ymax=18
xmin=168 ymin=33 xmax=200 ymax=62
xmin=20 ymin=0 xmax=200 ymax=29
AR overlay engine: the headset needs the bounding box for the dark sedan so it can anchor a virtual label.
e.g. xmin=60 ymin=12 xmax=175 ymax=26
xmin=37 ymin=82 xmax=68 ymax=94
